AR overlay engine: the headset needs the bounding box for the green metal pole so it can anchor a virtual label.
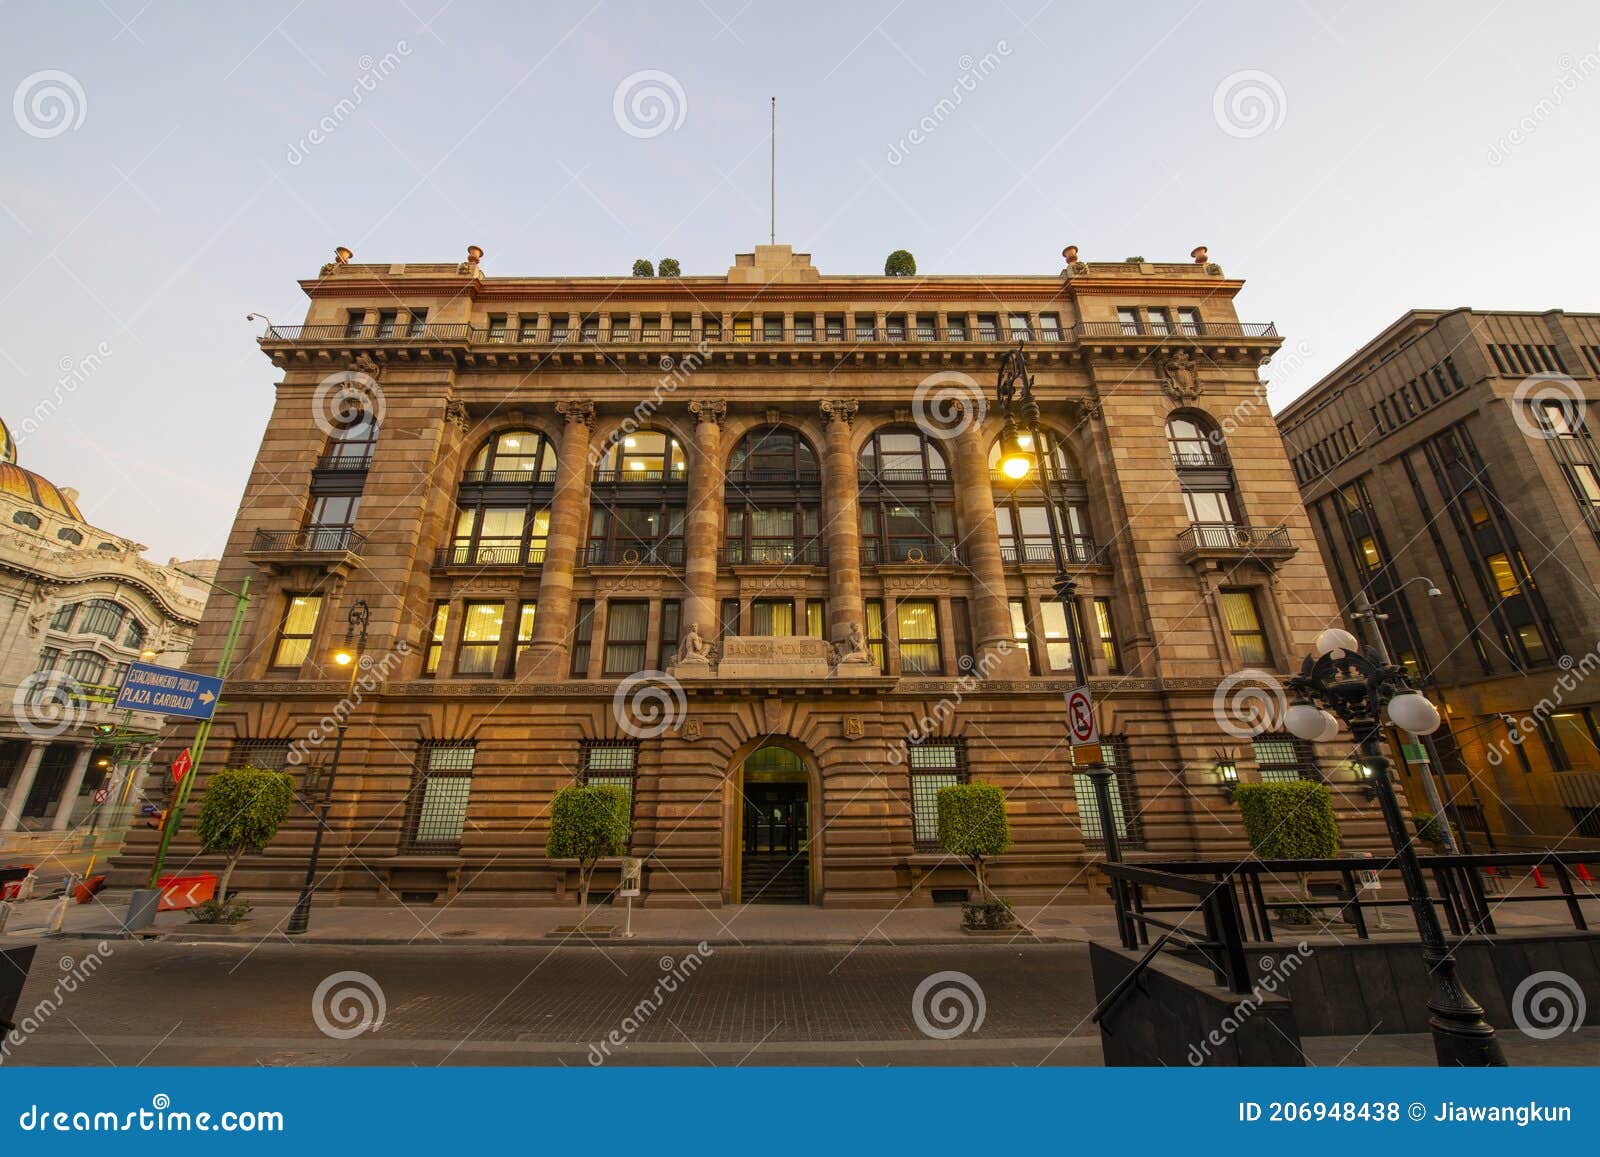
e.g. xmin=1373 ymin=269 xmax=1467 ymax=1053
xmin=148 ymin=576 xmax=250 ymax=887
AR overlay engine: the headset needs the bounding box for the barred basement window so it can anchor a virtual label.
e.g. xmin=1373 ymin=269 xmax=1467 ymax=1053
xmin=581 ymin=741 xmax=639 ymax=833
xmin=402 ymin=743 xmax=476 ymax=851
xmin=1071 ymin=739 xmax=1143 ymax=848
xmin=908 ymin=741 xmax=968 ymax=852
xmin=1253 ymin=735 xmax=1319 ymax=782
xmin=230 ymin=740 xmax=292 ymax=770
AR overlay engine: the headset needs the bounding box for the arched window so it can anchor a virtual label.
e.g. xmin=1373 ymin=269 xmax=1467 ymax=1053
xmin=123 ymin=618 xmax=145 ymax=650
xmin=1167 ymin=411 xmax=1242 ymax=533
xmin=324 ymin=405 xmax=379 ymax=466
xmin=62 ymin=649 xmax=108 ymax=686
xmin=858 ymin=427 xmax=957 ymax=564
xmin=989 ymin=429 xmax=1094 ymax=565
xmin=594 ymin=430 xmax=687 ymax=482
xmin=723 ymin=427 xmax=824 ymax=565
xmin=449 ymin=429 xmax=560 ymax=566
xmin=76 ymin=599 xmax=130 ymax=641
xmin=57 ymin=527 xmax=83 ymax=545
xmin=12 ymin=510 xmax=40 ymax=530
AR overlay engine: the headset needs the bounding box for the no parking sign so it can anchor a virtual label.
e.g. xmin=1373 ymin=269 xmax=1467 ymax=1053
xmin=1063 ymin=686 xmax=1100 ymax=746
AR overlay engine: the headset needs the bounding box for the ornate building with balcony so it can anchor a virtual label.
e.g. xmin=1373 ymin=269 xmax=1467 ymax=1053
xmin=114 ymin=243 xmax=1371 ymax=907
xmin=0 ymin=416 xmax=214 ymax=876
xmin=1278 ymin=307 xmax=1600 ymax=851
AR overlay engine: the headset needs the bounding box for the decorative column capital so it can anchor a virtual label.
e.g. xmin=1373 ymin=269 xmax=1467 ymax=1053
xmin=688 ymin=398 xmax=727 ymax=427
xmin=555 ymin=399 xmax=596 ymax=427
xmin=819 ymin=399 xmax=858 ymax=427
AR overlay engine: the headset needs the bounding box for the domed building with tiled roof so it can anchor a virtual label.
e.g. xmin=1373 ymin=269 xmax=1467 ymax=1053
xmin=0 ymin=415 xmax=217 ymax=880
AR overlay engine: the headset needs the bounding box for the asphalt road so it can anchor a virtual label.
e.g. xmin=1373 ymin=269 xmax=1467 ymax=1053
xmin=2 ymin=940 xmax=1103 ymax=1066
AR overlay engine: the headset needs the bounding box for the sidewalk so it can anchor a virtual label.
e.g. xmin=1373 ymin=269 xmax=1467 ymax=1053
xmin=4 ymin=875 xmax=1593 ymax=948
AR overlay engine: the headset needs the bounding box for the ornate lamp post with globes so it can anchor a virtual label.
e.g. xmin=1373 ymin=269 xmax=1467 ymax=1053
xmin=1283 ymin=627 xmax=1505 ymax=1066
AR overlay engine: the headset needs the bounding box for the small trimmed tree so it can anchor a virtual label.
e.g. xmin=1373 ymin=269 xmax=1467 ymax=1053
xmin=195 ymin=766 xmax=295 ymax=900
xmin=936 ymin=782 xmax=1011 ymax=899
xmin=1233 ymin=780 xmax=1340 ymax=899
xmin=631 ymin=258 xmax=655 ymax=277
xmin=657 ymin=257 xmax=681 ymax=278
xmin=884 ymin=249 xmax=917 ymax=276
xmin=546 ymin=784 xmax=631 ymax=923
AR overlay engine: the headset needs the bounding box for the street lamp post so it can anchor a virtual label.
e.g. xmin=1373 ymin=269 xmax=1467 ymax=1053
xmin=1284 ymin=630 xmax=1505 ymax=1066
xmin=286 ymin=598 xmax=370 ymax=935
xmin=997 ymin=343 xmax=1127 ymax=939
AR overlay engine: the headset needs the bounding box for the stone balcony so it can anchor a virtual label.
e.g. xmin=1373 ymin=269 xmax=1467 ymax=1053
xmin=1176 ymin=522 xmax=1297 ymax=570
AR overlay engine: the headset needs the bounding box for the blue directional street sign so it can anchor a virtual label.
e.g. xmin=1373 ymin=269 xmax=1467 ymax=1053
xmin=113 ymin=660 xmax=224 ymax=720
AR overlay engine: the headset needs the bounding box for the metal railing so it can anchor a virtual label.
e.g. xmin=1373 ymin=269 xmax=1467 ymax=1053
xmin=434 ymin=543 xmax=547 ymax=568
xmin=250 ymin=527 xmax=366 ymax=553
xmin=727 ymin=468 xmax=823 ymax=487
xmin=1171 ymin=448 xmax=1230 ymax=469
xmin=858 ymin=468 xmax=953 ymax=485
xmin=860 ymin=540 xmax=966 ymax=566
xmin=592 ymin=468 xmax=688 ymax=484
xmin=584 ymin=541 xmax=686 ymax=567
xmin=261 ymin=323 xmax=469 ymax=342
xmin=1178 ymin=522 xmax=1294 ymax=553
xmin=458 ymin=469 xmax=558 ymax=486
xmin=719 ymin=542 xmax=826 ymax=566
xmin=999 ymin=538 xmax=1099 ymax=566
xmin=313 ymin=452 xmax=373 ymax=472
xmin=1074 ymin=321 xmax=1278 ymax=340
xmin=1118 ymin=852 xmax=1596 ymax=945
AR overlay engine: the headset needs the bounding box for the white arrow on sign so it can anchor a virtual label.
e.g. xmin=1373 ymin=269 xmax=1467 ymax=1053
xmin=163 ymin=881 xmax=207 ymax=907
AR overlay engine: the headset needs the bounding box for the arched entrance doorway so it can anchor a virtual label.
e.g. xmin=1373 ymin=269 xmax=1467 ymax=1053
xmin=735 ymin=746 xmax=811 ymax=904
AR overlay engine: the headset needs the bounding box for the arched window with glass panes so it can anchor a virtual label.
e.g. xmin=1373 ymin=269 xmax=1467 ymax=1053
xmin=722 ymin=426 xmax=823 ymax=565
xmin=449 ymin=429 xmax=558 ymax=566
xmin=857 ymin=426 xmax=958 ymax=565
xmin=321 ymin=403 xmax=378 ymax=467
xmin=1166 ymin=410 xmax=1244 ymax=545
xmin=988 ymin=428 xmax=1094 ymax=565
xmin=588 ymin=429 xmax=688 ymax=566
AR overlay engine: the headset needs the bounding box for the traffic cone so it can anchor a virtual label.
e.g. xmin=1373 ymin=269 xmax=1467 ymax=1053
xmin=1575 ymin=862 xmax=1594 ymax=883
xmin=1531 ymin=867 xmax=1547 ymax=889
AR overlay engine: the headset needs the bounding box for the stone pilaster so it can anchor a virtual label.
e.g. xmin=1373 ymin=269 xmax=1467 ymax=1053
xmin=1 ymin=741 xmax=48 ymax=831
xmin=50 ymin=745 xmax=96 ymax=830
xmin=955 ymin=423 xmax=1029 ymax=678
xmin=519 ymin=399 xmax=595 ymax=678
xmin=819 ymin=400 xmax=865 ymax=649
xmin=683 ymin=399 xmax=727 ymax=639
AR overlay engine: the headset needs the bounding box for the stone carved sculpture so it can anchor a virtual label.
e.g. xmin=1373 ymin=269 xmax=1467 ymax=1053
xmin=671 ymin=621 xmax=717 ymax=675
xmin=1158 ymin=349 xmax=1202 ymax=404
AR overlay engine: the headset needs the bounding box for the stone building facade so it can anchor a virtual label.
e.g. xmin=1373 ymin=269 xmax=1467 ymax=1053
xmin=1278 ymin=307 xmax=1600 ymax=851
xmin=0 ymin=416 xmax=214 ymax=876
xmin=116 ymin=243 xmax=1381 ymax=907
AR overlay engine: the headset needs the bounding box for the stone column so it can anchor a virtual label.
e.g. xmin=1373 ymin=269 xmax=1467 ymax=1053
xmin=954 ymin=423 xmax=1029 ymax=678
xmin=50 ymin=745 xmax=97 ymax=830
xmin=683 ymin=399 xmax=727 ymax=640
xmin=519 ymin=400 xmax=596 ymax=678
xmin=819 ymin=400 xmax=865 ymax=649
xmin=2 ymin=741 xmax=48 ymax=831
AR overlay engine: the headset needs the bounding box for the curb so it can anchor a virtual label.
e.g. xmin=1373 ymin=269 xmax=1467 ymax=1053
xmin=40 ymin=929 xmax=1079 ymax=949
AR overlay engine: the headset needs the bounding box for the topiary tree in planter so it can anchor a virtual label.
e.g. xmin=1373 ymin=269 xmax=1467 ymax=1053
xmin=194 ymin=765 xmax=295 ymax=910
xmin=657 ymin=257 xmax=681 ymax=278
xmin=631 ymin=258 xmax=654 ymax=277
xmin=1413 ymin=811 xmax=1443 ymax=848
xmin=546 ymin=784 xmax=632 ymax=924
xmin=884 ymin=249 xmax=917 ymax=276
xmin=937 ymin=782 xmax=1013 ymax=927
xmin=1233 ymin=780 xmax=1341 ymax=917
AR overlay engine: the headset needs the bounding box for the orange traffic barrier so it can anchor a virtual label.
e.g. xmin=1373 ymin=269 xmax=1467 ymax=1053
xmin=1531 ymin=867 xmax=1547 ymax=889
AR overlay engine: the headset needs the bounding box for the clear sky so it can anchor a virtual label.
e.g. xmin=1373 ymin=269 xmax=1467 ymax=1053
xmin=2 ymin=1 xmax=1598 ymax=561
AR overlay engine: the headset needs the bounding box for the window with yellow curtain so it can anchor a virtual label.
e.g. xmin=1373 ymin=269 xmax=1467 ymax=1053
xmin=423 ymin=602 xmax=449 ymax=675
xmin=752 ymin=599 xmax=795 ymax=637
xmin=896 ymin=599 xmax=941 ymax=674
xmin=456 ymin=602 xmax=505 ymax=675
xmin=512 ymin=602 xmax=537 ymax=669
xmin=1038 ymin=600 xmax=1076 ymax=674
xmin=272 ymin=594 xmax=322 ymax=668
xmin=1220 ymin=589 xmax=1271 ymax=666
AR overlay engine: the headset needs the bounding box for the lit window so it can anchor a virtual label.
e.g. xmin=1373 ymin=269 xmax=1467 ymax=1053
xmin=1038 ymin=600 xmax=1075 ymax=674
xmin=456 ymin=602 xmax=505 ymax=675
xmin=403 ymin=744 xmax=476 ymax=850
xmin=1220 ymin=589 xmax=1271 ymax=666
xmin=423 ymin=602 xmax=449 ymax=675
xmin=272 ymin=595 xmax=322 ymax=668
xmin=1094 ymin=598 xmax=1121 ymax=673
xmin=1486 ymin=554 xmax=1519 ymax=598
xmin=602 ymin=600 xmax=649 ymax=676
xmin=896 ymin=600 xmax=941 ymax=674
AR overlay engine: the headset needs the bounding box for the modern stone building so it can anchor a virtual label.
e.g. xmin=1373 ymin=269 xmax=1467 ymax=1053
xmin=0 ymin=416 xmax=214 ymax=876
xmin=116 ymin=243 xmax=1381 ymax=908
xmin=1277 ymin=307 xmax=1600 ymax=851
